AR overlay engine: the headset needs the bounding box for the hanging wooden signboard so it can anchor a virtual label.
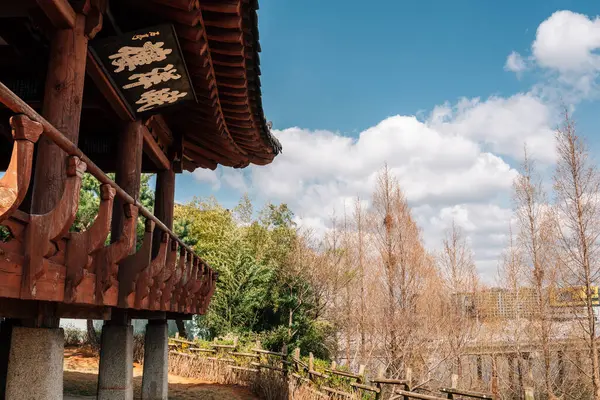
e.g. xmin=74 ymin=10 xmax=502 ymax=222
xmin=90 ymin=24 xmax=196 ymax=116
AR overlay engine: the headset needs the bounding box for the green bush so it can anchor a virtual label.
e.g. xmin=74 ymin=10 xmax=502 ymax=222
xmin=63 ymin=325 xmax=84 ymax=346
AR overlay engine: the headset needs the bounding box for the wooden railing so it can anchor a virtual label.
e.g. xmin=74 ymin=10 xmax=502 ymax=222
xmin=0 ymin=82 xmax=216 ymax=314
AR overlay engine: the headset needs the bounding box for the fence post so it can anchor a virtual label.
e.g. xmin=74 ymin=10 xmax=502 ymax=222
xmin=524 ymin=387 xmax=535 ymax=400
xmin=308 ymin=352 xmax=314 ymax=372
xmin=282 ymin=344 xmax=289 ymax=377
xmin=404 ymin=368 xmax=412 ymax=400
xmin=451 ymin=374 xmax=458 ymax=389
xmin=358 ymin=364 xmax=365 ymax=384
xmin=374 ymin=366 xmax=385 ymax=400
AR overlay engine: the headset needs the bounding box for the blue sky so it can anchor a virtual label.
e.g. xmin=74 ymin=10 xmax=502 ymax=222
xmin=175 ymin=1 xmax=600 ymax=281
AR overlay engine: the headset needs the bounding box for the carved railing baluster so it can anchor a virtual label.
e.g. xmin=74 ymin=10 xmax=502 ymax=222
xmin=171 ymin=252 xmax=191 ymax=312
xmin=93 ymin=204 xmax=138 ymax=306
xmin=118 ymin=219 xmax=154 ymax=308
xmin=134 ymin=231 xmax=168 ymax=309
xmin=182 ymin=257 xmax=199 ymax=313
xmin=21 ymin=156 xmax=86 ymax=300
xmin=64 ymin=184 xmax=116 ymax=303
xmin=0 ymin=115 xmax=43 ymax=223
xmin=196 ymin=268 xmax=212 ymax=315
xmin=160 ymin=247 xmax=185 ymax=311
xmin=152 ymin=240 xmax=178 ymax=310
xmin=200 ymin=270 xmax=217 ymax=314
xmin=188 ymin=261 xmax=205 ymax=314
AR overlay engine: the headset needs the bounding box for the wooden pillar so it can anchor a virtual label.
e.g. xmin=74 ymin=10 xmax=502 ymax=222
xmin=111 ymin=121 xmax=144 ymax=246
xmin=31 ymin=15 xmax=88 ymax=214
xmin=152 ymin=168 xmax=175 ymax=253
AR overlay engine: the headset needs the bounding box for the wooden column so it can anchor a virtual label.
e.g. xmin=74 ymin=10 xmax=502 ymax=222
xmin=111 ymin=121 xmax=144 ymax=247
xmin=31 ymin=14 xmax=88 ymax=214
xmin=152 ymin=168 xmax=175 ymax=253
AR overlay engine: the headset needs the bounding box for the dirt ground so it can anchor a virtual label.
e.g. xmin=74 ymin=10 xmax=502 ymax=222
xmin=63 ymin=346 xmax=258 ymax=400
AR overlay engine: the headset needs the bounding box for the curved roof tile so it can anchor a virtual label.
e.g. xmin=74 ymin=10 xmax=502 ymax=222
xmin=136 ymin=0 xmax=280 ymax=170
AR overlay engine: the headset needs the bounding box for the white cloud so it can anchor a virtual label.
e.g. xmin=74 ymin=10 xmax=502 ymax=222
xmin=533 ymin=11 xmax=600 ymax=73
xmin=509 ymin=11 xmax=600 ymax=98
xmin=429 ymin=93 xmax=557 ymax=163
xmin=209 ymin=93 xmax=559 ymax=281
xmin=505 ymin=51 xmax=528 ymax=74
xmin=221 ymin=169 xmax=248 ymax=193
xmin=191 ymin=169 xmax=221 ymax=190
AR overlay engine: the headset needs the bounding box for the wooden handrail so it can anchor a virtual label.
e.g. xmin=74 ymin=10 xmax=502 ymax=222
xmin=440 ymin=388 xmax=494 ymax=399
xmin=392 ymin=390 xmax=447 ymax=400
xmin=0 ymin=82 xmax=215 ymax=277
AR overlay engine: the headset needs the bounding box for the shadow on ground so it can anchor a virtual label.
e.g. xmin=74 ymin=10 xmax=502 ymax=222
xmin=63 ymin=347 xmax=257 ymax=400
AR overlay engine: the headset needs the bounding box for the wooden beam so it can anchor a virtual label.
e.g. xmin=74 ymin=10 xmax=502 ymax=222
xmin=86 ymin=52 xmax=135 ymax=121
xmin=36 ymin=0 xmax=76 ymax=29
xmin=143 ymin=126 xmax=170 ymax=171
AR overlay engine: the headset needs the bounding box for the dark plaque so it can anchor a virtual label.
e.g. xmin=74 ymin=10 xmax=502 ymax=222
xmin=90 ymin=24 xmax=196 ymax=116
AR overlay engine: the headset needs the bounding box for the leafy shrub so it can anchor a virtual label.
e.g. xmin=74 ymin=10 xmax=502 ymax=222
xmin=63 ymin=325 xmax=84 ymax=346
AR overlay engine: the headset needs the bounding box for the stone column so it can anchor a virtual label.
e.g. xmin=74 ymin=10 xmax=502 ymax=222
xmin=5 ymin=327 xmax=64 ymax=400
xmin=0 ymin=318 xmax=14 ymax=398
xmin=97 ymin=313 xmax=134 ymax=400
xmin=141 ymin=320 xmax=169 ymax=399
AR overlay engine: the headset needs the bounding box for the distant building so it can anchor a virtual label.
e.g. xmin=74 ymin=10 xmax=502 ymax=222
xmin=457 ymin=286 xmax=596 ymax=321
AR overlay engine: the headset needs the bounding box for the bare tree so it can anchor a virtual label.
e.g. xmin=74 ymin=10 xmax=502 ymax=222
xmin=438 ymin=221 xmax=478 ymax=378
xmin=354 ymin=196 xmax=368 ymax=361
xmin=514 ymin=146 xmax=557 ymax=397
xmin=497 ymin=223 xmax=527 ymax=396
xmin=372 ymin=165 xmax=434 ymax=377
xmin=553 ymin=113 xmax=600 ymax=399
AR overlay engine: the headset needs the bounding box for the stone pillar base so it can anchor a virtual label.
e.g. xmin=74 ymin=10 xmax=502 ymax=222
xmin=141 ymin=320 xmax=169 ymax=399
xmin=97 ymin=323 xmax=133 ymax=400
xmin=6 ymin=326 xmax=64 ymax=400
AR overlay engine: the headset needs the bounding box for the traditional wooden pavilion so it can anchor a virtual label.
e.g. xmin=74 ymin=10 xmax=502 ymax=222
xmin=0 ymin=1 xmax=280 ymax=399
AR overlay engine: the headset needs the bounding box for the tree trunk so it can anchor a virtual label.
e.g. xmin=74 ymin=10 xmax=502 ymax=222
xmin=86 ymin=319 xmax=98 ymax=348
xmin=175 ymin=319 xmax=187 ymax=339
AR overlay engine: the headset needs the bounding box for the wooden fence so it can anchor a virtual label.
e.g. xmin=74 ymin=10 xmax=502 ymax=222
xmin=167 ymin=335 xmax=503 ymax=400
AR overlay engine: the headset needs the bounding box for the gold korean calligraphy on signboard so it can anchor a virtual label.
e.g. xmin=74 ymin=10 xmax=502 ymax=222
xmin=90 ymin=24 xmax=196 ymax=116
